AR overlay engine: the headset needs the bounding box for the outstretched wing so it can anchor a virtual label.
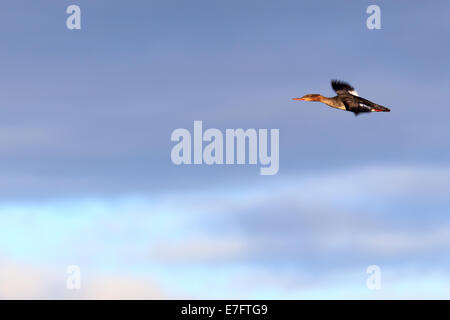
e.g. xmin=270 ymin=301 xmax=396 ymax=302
xmin=340 ymin=95 xmax=374 ymax=112
xmin=331 ymin=80 xmax=359 ymax=96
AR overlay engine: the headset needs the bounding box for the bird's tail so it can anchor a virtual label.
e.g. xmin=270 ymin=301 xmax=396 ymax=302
xmin=372 ymin=105 xmax=390 ymax=112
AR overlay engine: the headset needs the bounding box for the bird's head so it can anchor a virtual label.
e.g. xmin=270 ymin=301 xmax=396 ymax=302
xmin=292 ymin=94 xmax=322 ymax=102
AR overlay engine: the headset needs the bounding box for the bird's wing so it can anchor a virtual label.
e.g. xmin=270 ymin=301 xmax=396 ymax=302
xmin=340 ymin=94 xmax=375 ymax=113
xmin=331 ymin=80 xmax=359 ymax=96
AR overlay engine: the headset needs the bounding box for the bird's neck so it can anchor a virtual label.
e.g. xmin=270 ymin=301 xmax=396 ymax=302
xmin=315 ymin=95 xmax=345 ymax=110
xmin=311 ymin=95 xmax=332 ymax=104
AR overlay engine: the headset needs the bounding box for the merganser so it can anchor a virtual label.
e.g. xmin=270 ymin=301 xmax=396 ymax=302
xmin=292 ymin=80 xmax=390 ymax=116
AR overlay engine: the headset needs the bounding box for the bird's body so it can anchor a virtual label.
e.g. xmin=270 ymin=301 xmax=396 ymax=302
xmin=293 ymin=80 xmax=390 ymax=115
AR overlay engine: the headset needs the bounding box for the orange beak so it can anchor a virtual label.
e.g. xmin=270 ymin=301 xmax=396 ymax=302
xmin=292 ymin=98 xmax=304 ymax=101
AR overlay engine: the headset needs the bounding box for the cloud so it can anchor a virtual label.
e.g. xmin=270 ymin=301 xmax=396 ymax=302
xmin=151 ymin=236 xmax=249 ymax=263
xmin=1 ymin=165 xmax=450 ymax=298
xmin=80 ymin=275 xmax=165 ymax=300
xmin=0 ymin=259 xmax=52 ymax=299
xmin=0 ymin=257 xmax=166 ymax=299
xmin=145 ymin=165 xmax=450 ymax=270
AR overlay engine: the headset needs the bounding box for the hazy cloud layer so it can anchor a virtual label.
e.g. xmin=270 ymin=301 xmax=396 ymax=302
xmin=1 ymin=165 xmax=450 ymax=298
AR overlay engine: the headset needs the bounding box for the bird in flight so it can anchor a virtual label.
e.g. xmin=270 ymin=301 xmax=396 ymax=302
xmin=292 ymin=80 xmax=390 ymax=116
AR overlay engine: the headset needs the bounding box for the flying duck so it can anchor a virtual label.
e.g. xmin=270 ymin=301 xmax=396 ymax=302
xmin=292 ymin=80 xmax=390 ymax=115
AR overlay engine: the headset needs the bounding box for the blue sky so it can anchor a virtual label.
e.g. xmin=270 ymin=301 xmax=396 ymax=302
xmin=0 ymin=0 xmax=450 ymax=299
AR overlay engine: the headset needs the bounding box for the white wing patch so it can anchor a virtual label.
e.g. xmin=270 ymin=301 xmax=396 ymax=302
xmin=349 ymin=90 xmax=359 ymax=96
xmin=359 ymin=102 xmax=371 ymax=110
